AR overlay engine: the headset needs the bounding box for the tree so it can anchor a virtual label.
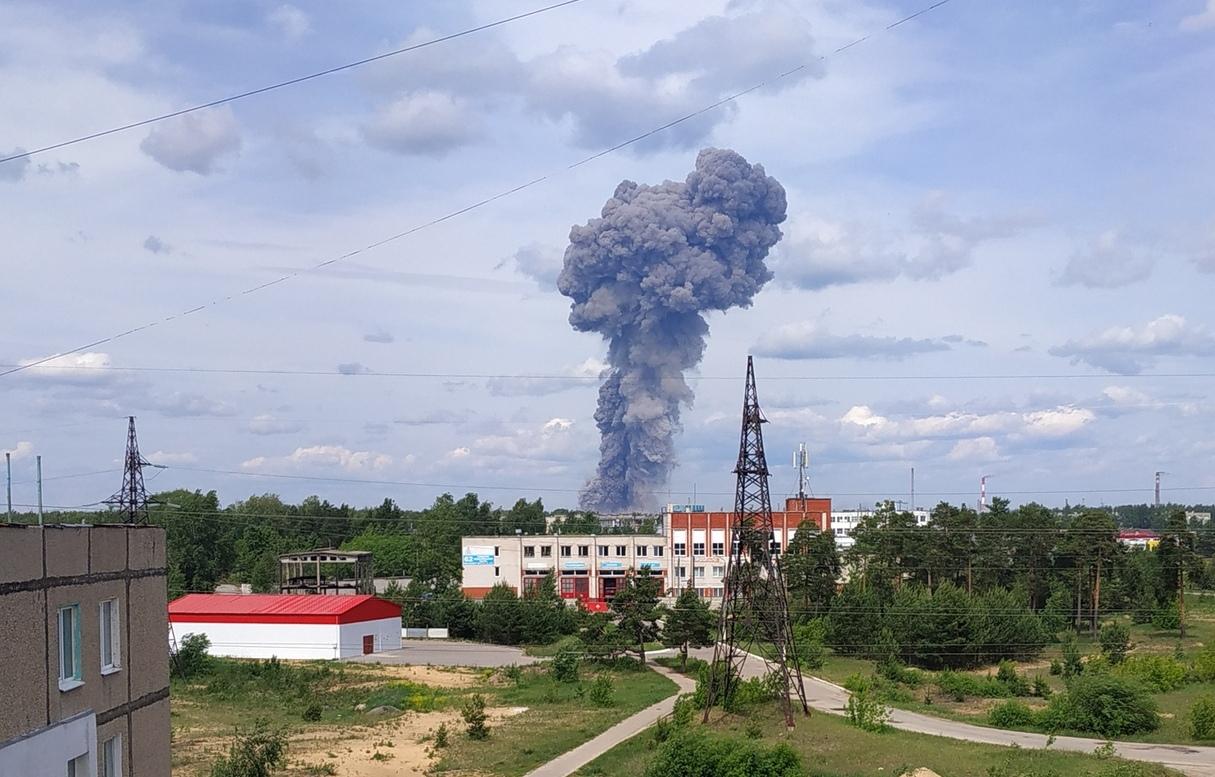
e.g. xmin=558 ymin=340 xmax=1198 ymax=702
xmin=478 ymin=583 xmax=522 ymax=645
xmin=610 ymin=570 xmax=663 ymax=664
xmin=1066 ymin=511 xmax=1120 ymax=636
xmin=783 ymin=521 xmax=839 ymax=620
xmin=1158 ymin=509 xmax=1196 ymax=637
xmin=149 ymin=489 xmax=228 ymax=598
xmin=663 ymin=587 xmax=716 ymax=669
xmin=1099 ymin=620 xmax=1131 ymax=665
xmin=519 ymin=573 xmax=574 ymax=644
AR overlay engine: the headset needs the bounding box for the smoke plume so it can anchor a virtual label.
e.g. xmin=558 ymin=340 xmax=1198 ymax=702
xmin=558 ymin=148 xmax=787 ymax=511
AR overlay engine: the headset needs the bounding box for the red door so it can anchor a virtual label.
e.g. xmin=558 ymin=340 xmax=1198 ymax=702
xmin=362 ymin=635 xmax=374 ymax=654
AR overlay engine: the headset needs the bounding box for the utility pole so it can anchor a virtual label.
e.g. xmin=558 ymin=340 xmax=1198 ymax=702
xmin=103 ymin=416 xmax=155 ymax=523
xmin=36 ymin=454 xmax=43 ymax=525
xmin=5 ymin=452 xmax=11 ymax=522
xmin=910 ymin=466 xmax=915 ymax=511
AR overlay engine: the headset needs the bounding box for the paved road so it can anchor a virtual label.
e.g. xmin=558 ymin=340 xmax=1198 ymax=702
xmin=345 ymin=639 xmax=539 ymax=667
xmin=688 ymin=647 xmax=1215 ymax=777
xmin=523 ymin=663 xmax=696 ymax=777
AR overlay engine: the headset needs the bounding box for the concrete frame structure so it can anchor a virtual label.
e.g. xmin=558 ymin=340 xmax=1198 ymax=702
xmin=0 ymin=523 xmax=170 ymax=777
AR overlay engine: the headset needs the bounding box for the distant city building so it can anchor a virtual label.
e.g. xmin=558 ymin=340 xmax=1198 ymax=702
xmin=1186 ymin=511 xmax=1212 ymax=526
xmin=1118 ymin=529 xmax=1160 ymax=550
xmin=0 ymin=523 xmax=170 ymax=777
xmin=830 ymin=508 xmax=931 ymax=550
xmin=168 ymin=594 xmax=402 ymax=660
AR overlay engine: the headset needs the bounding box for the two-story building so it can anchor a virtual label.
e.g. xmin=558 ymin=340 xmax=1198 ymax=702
xmin=0 ymin=523 xmax=170 ymax=777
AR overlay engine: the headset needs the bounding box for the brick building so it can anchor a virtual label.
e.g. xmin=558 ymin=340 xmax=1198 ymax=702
xmin=0 ymin=524 xmax=170 ymax=777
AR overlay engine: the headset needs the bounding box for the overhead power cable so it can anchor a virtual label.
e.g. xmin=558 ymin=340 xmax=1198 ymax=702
xmin=0 ymin=0 xmax=958 ymax=381
xmin=0 ymin=0 xmax=587 ymax=166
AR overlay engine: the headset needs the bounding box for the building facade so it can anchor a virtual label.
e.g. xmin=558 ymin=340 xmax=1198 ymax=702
xmin=460 ymin=496 xmax=832 ymax=602
xmin=829 ymin=507 xmax=931 ymax=550
xmin=169 ymin=594 xmax=402 ymax=660
xmin=0 ymin=523 xmax=170 ymax=777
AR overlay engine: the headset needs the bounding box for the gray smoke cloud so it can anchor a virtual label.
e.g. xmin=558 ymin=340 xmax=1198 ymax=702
xmin=558 ymin=148 xmax=787 ymax=511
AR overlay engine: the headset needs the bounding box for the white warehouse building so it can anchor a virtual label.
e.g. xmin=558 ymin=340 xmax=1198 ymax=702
xmin=830 ymin=508 xmax=931 ymax=550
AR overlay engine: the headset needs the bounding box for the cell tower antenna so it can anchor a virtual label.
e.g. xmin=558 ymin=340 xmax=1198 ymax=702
xmin=793 ymin=443 xmax=810 ymax=499
xmin=703 ymin=356 xmax=809 ymax=728
xmin=103 ymin=416 xmax=156 ymax=523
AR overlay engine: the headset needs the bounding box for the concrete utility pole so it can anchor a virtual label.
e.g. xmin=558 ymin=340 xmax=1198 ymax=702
xmin=36 ymin=454 xmax=43 ymax=525
xmin=910 ymin=467 xmax=915 ymax=511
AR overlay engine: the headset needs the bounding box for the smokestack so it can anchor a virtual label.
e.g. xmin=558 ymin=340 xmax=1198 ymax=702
xmin=559 ymin=148 xmax=787 ymax=511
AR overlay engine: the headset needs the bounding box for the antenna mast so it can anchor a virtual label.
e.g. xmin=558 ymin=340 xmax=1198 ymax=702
xmin=103 ymin=416 xmax=153 ymax=524
xmin=703 ymin=356 xmax=809 ymax=728
xmin=794 ymin=443 xmax=809 ymax=499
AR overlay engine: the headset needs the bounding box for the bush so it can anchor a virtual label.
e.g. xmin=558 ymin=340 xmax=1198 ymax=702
xmin=174 ymin=633 xmax=212 ymax=680
xmin=363 ymin=681 xmax=444 ymax=712
xmin=1099 ymin=622 xmax=1131 ymax=665
xmin=726 ymin=674 xmax=781 ymax=713
xmin=461 ymin=694 xmax=489 ymax=740
xmin=301 ymin=703 xmax=322 ymax=722
xmin=937 ymin=671 xmax=1010 ymax=701
xmin=1151 ymin=603 xmax=1182 ymax=632
xmin=1039 ymin=675 xmax=1159 ymax=737
xmin=434 ymin=723 xmax=449 ymax=748
xmin=589 ymin=674 xmax=615 ymax=707
xmin=1032 ymin=675 xmax=1052 ymax=698
xmin=879 ymin=660 xmax=925 ymax=687
xmin=209 ymin=721 xmax=287 ymax=777
xmin=1061 ymin=633 xmax=1084 ymax=678
xmin=793 ymin=620 xmax=827 ymax=670
xmin=1049 ymin=659 xmax=1063 ymax=676
xmin=1115 ymin=655 xmax=1188 ymax=693
xmin=1193 ymin=645 xmax=1215 ymax=683
xmin=989 ymin=700 xmax=1036 ymax=728
xmin=1190 ymin=696 xmax=1215 ymax=740
xmin=997 ymin=661 xmax=1031 ymax=697
xmin=671 ymin=695 xmax=696 ymax=727
xmin=644 ymin=730 xmax=803 ymax=777
xmin=551 ymin=649 xmax=580 ymax=683
xmin=845 ymin=687 xmax=891 ymax=732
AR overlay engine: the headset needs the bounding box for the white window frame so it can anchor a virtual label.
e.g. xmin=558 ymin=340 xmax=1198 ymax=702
xmin=100 ymin=598 xmax=121 ymax=674
xmin=58 ymin=604 xmax=83 ymax=691
xmin=101 ymin=734 xmax=122 ymax=777
xmin=67 ymin=753 xmax=90 ymax=777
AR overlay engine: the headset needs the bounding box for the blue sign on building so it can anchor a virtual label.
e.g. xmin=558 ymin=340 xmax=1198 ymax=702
xmin=638 ymin=560 xmax=662 ymax=570
xmin=561 ymin=560 xmax=588 ymax=571
xmin=600 ymin=561 xmax=624 ymax=570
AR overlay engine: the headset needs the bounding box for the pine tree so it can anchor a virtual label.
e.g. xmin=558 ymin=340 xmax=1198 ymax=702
xmin=663 ymin=587 xmax=716 ymax=669
xmin=610 ymin=570 xmax=663 ymax=664
xmin=783 ymin=520 xmax=840 ymax=620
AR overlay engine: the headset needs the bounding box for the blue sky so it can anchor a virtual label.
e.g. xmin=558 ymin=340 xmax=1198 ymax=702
xmin=2 ymin=0 xmax=1214 ymax=513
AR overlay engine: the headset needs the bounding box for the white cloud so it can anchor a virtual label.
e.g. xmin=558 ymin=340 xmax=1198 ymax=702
xmin=486 ymin=358 xmax=605 ymax=397
xmin=2 ymin=440 xmax=34 ymax=461
xmin=947 ymin=436 xmax=1001 ymax=462
xmin=140 ymin=106 xmax=241 ymax=174
xmin=840 ymin=404 xmax=1094 ymax=443
xmin=459 ymin=417 xmax=583 ymax=462
xmin=146 ymin=449 xmax=197 ymax=465
xmin=267 ymin=4 xmax=310 ymax=39
xmin=1056 ymin=230 xmax=1154 ymax=288
xmin=1049 ymin=314 xmax=1215 ymax=374
xmin=15 ymin=352 xmax=116 ymax=385
xmin=143 ymin=235 xmax=172 ymax=255
xmin=361 ymin=91 xmax=480 ymax=156
xmin=248 ymin=414 xmax=305 ymax=435
xmin=1181 ymin=0 xmax=1215 ymax=31
xmin=363 ymin=328 xmax=394 ymax=344
xmin=242 ymin=444 xmax=397 ymax=473
xmin=753 ymin=322 xmax=950 ymax=360
xmin=153 ymin=392 xmax=237 ymax=417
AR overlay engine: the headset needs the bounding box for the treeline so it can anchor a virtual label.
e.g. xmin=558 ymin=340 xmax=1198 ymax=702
xmin=791 ymin=501 xmax=1214 ymax=670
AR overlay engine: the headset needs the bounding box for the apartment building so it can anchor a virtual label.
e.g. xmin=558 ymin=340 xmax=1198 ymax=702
xmin=0 ymin=523 xmax=170 ymax=777
xmin=830 ymin=507 xmax=931 ymax=550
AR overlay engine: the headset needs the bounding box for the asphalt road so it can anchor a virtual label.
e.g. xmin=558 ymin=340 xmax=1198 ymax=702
xmin=345 ymin=639 xmax=539 ymax=667
xmin=688 ymin=647 xmax=1215 ymax=777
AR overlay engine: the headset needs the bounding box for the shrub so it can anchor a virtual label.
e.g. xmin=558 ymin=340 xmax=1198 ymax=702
xmin=1061 ymin=633 xmax=1084 ymax=678
xmin=989 ymin=700 xmax=1036 ymax=728
xmin=845 ymin=687 xmax=890 ymax=732
xmin=744 ymin=718 xmax=763 ymax=739
xmin=1039 ymin=675 xmax=1159 ymax=737
xmin=997 ymin=661 xmax=1031 ymax=697
xmin=1099 ymin=622 xmax=1131 ymax=665
xmin=1049 ymin=659 xmax=1063 ymax=676
xmin=434 ymin=723 xmax=449 ymax=748
xmin=671 ymin=695 xmax=696 ymax=727
xmin=174 ymin=633 xmax=212 ymax=680
xmin=502 ymin=664 xmax=523 ymax=686
xmin=644 ymin=730 xmax=803 ymax=777
xmin=793 ymin=620 xmax=827 ymax=670
xmin=209 ymin=721 xmax=287 ymax=777
xmin=363 ymin=681 xmax=444 ymax=713
xmin=726 ymin=674 xmax=781 ymax=713
xmin=461 ymin=694 xmax=489 ymax=740
xmin=1193 ymin=645 xmax=1215 ymax=683
xmin=694 ymin=661 xmax=738 ymax=709
xmin=1190 ymin=696 xmax=1215 ymax=740
xmin=937 ymin=671 xmax=1010 ymax=701
xmin=551 ymin=650 xmax=580 ymax=683
xmin=1032 ymin=675 xmax=1052 ymax=698
xmin=879 ymin=660 xmax=925 ymax=687
xmin=302 ymin=703 xmax=322 ymax=722
xmin=1151 ymin=603 xmax=1182 ymax=632
xmin=1115 ymin=655 xmax=1188 ymax=693
xmin=589 ymin=674 xmax=615 ymax=707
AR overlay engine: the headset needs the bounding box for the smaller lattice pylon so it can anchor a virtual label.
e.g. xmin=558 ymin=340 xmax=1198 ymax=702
xmin=103 ymin=416 xmax=155 ymax=523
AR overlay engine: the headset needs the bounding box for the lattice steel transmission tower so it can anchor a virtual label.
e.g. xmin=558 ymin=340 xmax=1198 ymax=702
xmin=104 ymin=416 xmax=153 ymax=523
xmin=703 ymin=356 xmax=809 ymax=727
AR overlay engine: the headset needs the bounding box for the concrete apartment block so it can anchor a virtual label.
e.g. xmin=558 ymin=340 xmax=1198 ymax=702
xmin=0 ymin=523 xmax=170 ymax=777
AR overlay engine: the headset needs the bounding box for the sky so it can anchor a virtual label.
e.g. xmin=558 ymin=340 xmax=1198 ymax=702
xmin=2 ymin=0 xmax=1215 ymax=515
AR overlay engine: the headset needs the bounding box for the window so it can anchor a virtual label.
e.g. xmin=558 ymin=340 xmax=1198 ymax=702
xmin=58 ymin=604 xmax=82 ymax=690
xmin=493 ymin=546 xmax=499 ymax=556
xmin=673 ymin=542 xmax=686 ymax=556
xmin=615 ymin=545 xmax=627 ymax=556
xmin=770 ymin=541 xmax=782 ymax=555
xmin=598 ymin=545 xmax=609 ymax=557
xmin=524 ymin=546 xmax=535 ymax=558
xmin=711 ymin=541 xmax=724 ymax=555
xmin=712 ymin=566 xmax=724 ymax=578
xmin=100 ymin=598 xmax=120 ymax=673
xmin=636 ymin=545 xmax=648 ymax=556
xmin=692 ymin=542 xmax=705 ymax=556
xmin=561 ymin=545 xmax=571 ymax=557
xmin=675 ymin=566 xmax=687 ymax=578
xmin=541 ymin=545 xmax=553 ymax=557
xmin=653 ymin=545 xmax=664 ymax=556
xmin=577 ymin=545 xmax=589 ymax=557
xmin=67 ymin=754 xmax=89 ymax=777
xmin=101 ymin=735 xmax=121 ymax=777
xmin=494 ymin=566 xmax=500 ymax=577
xmin=694 ymin=566 xmax=705 ymax=578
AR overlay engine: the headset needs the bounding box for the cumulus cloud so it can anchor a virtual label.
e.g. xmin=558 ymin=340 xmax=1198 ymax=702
xmin=14 ymin=351 xmax=116 ymax=384
xmin=1056 ymin=230 xmax=1155 ymax=288
xmin=0 ymin=149 xmax=31 ymax=182
xmin=498 ymin=243 xmax=562 ymax=289
xmin=361 ymin=91 xmax=480 ymax=155
xmin=486 ymin=358 xmax=606 ymax=397
xmin=775 ymin=195 xmax=1027 ymax=290
xmin=840 ymin=403 xmax=1095 ymax=443
xmin=362 ymin=328 xmax=394 ymax=344
xmin=2 ymin=440 xmax=34 ymax=461
xmin=248 ymin=414 xmax=305 ymax=435
xmin=242 ymin=444 xmax=397 ymax=473
xmin=143 ymin=235 xmax=172 ymax=255
xmin=395 ymin=409 xmax=471 ymax=426
xmin=140 ymin=107 xmax=241 ymax=174
xmin=152 ymin=391 xmax=237 ymax=417
xmin=753 ymin=322 xmax=950 ymax=361
xmin=336 ymin=362 xmax=371 ymax=375
xmin=1049 ymin=314 xmax=1215 ymax=374
xmin=267 ymin=4 xmax=310 ymax=39
xmin=458 ymin=417 xmax=584 ymax=463
xmin=1181 ymin=0 xmax=1215 ymax=30
xmin=146 ymin=450 xmax=197 ymax=465
xmin=947 ymin=436 xmax=1001 ymax=463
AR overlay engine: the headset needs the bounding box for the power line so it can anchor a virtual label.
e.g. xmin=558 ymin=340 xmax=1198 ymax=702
xmin=0 ymin=0 xmax=588 ymax=166
xmin=1 ymin=0 xmax=958 ymax=381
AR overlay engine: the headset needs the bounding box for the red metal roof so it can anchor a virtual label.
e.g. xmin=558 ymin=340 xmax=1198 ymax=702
xmin=1119 ymin=529 xmax=1159 ymax=539
xmin=169 ymin=594 xmax=401 ymax=624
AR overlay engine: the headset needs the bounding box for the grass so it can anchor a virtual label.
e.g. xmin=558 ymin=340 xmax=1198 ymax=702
xmin=573 ymin=703 xmax=1184 ymax=777
xmin=523 ymin=637 xmax=665 ymax=657
xmin=433 ymin=663 xmax=677 ymax=776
